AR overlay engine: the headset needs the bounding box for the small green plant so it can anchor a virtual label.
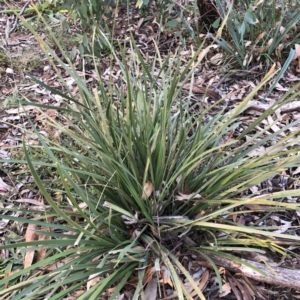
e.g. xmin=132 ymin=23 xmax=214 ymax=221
xmin=2 ymin=20 xmax=300 ymax=298
xmin=50 ymin=0 xmax=118 ymax=29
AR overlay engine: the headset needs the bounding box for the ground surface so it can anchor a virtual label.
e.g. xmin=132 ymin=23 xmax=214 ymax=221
xmin=1 ymin=1 xmax=300 ymax=299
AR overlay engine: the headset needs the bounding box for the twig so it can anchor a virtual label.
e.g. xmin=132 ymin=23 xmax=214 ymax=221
xmin=3 ymin=1 xmax=30 ymax=47
xmin=246 ymin=100 xmax=300 ymax=113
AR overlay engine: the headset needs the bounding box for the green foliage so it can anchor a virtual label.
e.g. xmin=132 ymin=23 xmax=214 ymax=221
xmin=1 ymin=0 xmax=65 ymax=18
xmin=49 ymin=0 xmax=117 ymax=29
xmin=2 ymin=1 xmax=300 ymax=297
xmin=212 ymin=0 xmax=300 ymax=68
xmin=2 ymin=25 xmax=300 ymax=298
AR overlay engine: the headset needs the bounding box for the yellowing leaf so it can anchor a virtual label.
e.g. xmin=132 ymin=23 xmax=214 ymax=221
xmin=135 ymin=0 xmax=143 ymax=8
xmin=261 ymin=63 xmax=276 ymax=81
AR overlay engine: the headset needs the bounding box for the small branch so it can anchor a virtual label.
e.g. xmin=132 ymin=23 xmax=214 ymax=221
xmin=201 ymin=253 xmax=300 ymax=290
xmin=246 ymin=100 xmax=300 ymax=113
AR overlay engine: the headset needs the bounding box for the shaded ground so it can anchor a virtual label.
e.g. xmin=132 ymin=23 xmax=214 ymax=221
xmin=1 ymin=1 xmax=300 ymax=299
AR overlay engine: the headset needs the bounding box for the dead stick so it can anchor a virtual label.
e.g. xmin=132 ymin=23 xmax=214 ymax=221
xmin=200 ymin=253 xmax=300 ymax=290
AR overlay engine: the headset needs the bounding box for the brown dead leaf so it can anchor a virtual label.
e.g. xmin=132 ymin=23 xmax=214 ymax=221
xmin=160 ymin=265 xmax=173 ymax=287
xmin=24 ymin=224 xmax=38 ymax=269
xmin=87 ymin=273 xmax=101 ymax=290
xmin=36 ymin=234 xmax=51 ymax=262
xmin=231 ymin=275 xmax=251 ymax=300
xmin=143 ymin=264 xmax=156 ymax=284
xmin=199 ymin=269 xmax=209 ymax=290
xmin=101 ymin=287 xmax=117 ymax=298
xmin=254 ymin=46 xmax=267 ymax=54
xmin=275 ymin=44 xmax=284 ymax=58
xmin=219 ymin=282 xmax=231 ymax=298
xmin=237 ymin=215 xmax=245 ymax=225
xmin=142 ymin=182 xmax=154 ymax=200
xmin=24 ymin=251 xmax=35 ymax=269
xmin=255 ymin=32 xmax=266 ymax=44
xmin=137 ymin=18 xmax=144 ymax=28
xmin=267 ymin=38 xmax=273 ymax=48
xmin=198 ymin=45 xmax=217 ymax=62
xmin=236 ymin=273 xmax=266 ymax=299
xmin=227 ymin=275 xmax=243 ymax=300
xmin=69 ymin=290 xmax=85 ymax=300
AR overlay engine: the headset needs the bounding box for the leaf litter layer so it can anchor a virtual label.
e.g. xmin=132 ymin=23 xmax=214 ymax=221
xmin=1 ymin=1 xmax=300 ymax=300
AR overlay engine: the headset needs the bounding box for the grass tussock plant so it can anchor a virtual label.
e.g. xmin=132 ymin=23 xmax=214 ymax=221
xmin=212 ymin=0 xmax=300 ymax=68
xmin=2 ymin=26 xmax=300 ymax=299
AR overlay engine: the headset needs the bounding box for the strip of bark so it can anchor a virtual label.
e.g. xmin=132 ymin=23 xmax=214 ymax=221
xmin=201 ymin=253 xmax=300 ymax=290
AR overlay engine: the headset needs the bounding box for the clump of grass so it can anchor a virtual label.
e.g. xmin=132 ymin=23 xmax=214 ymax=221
xmin=212 ymin=0 xmax=300 ymax=68
xmin=2 ymin=17 xmax=300 ymax=300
